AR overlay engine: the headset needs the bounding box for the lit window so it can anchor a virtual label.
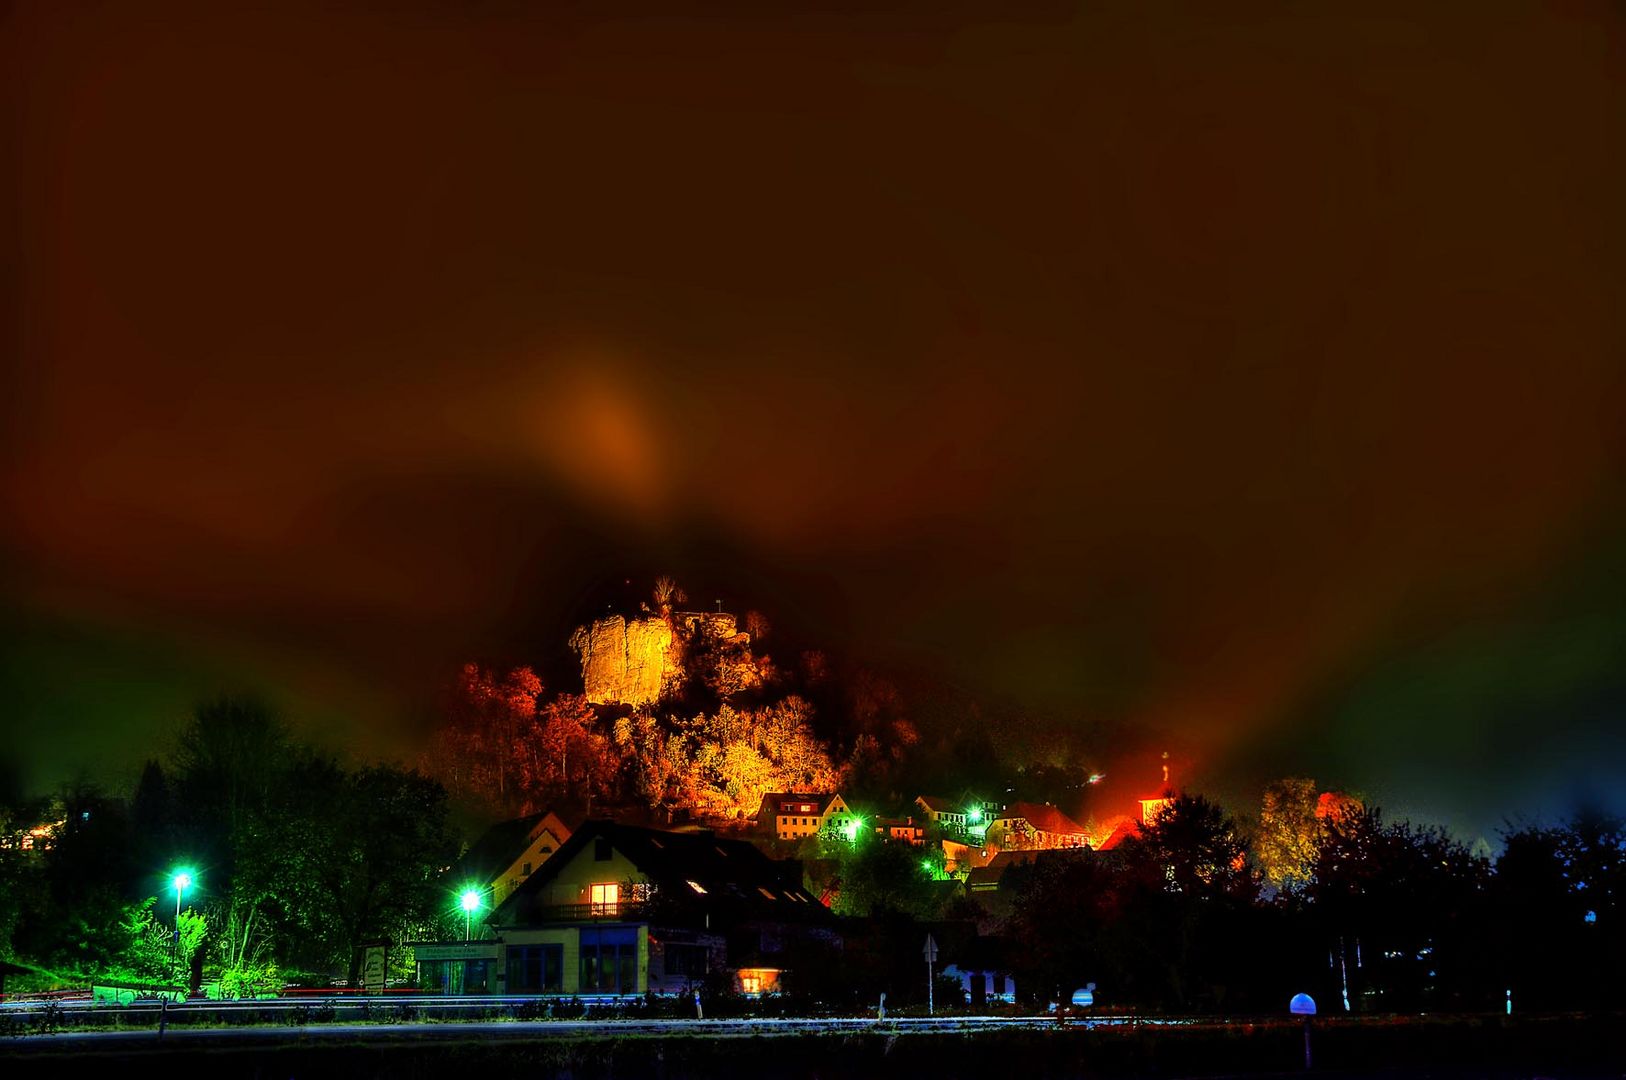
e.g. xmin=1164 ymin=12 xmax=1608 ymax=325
xmin=590 ymin=883 xmax=620 ymax=914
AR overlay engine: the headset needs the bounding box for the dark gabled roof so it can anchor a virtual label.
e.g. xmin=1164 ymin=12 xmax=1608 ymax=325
xmin=455 ymin=810 xmax=569 ymax=887
xmin=966 ymin=848 xmax=1096 ymax=891
xmin=495 ymin=820 xmax=832 ymax=927
xmin=915 ymin=795 xmax=958 ymax=814
xmin=965 ymin=850 xmax=1043 ymax=890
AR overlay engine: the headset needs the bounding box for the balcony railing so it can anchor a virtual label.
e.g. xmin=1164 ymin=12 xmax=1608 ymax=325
xmin=529 ymin=902 xmax=650 ymax=923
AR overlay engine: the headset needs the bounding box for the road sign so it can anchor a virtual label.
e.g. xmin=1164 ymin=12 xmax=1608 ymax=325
xmin=361 ymin=946 xmax=386 ymax=992
xmin=923 ymin=934 xmax=938 ymax=963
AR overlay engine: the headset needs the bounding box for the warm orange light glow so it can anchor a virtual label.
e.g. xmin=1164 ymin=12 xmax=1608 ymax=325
xmin=737 ymin=968 xmax=782 ymax=995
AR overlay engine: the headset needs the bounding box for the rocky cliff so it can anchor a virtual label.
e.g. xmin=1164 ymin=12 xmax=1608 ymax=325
xmin=570 ymin=610 xmax=748 ymax=706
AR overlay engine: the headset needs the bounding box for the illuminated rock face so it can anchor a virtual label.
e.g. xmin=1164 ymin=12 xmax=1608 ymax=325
xmin=572 ymin=611 xmax=747 ymax=705
xmin=573 ymin=615 xmax=676 ymax=706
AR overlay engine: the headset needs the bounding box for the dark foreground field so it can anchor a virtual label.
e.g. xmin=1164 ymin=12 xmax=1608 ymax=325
xmin=3 ymin=1013 xmax=1623 ymax=1079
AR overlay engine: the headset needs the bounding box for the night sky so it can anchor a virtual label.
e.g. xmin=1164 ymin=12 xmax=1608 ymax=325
xmin=4 ymin=3 xmax=1624 ymax=841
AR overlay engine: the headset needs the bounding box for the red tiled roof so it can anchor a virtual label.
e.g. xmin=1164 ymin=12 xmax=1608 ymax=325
xmin=1000 ymin=801 xmax=1087 ymax=836
xmin=1093 ymin=815 xmax=1139 ymax=851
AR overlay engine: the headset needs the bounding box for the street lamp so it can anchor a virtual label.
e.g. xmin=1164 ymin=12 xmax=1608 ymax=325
xmin=460 ymin=889 xmax=481 ymax=941
xmin=170 ymin=868 xmax=195 ymax=974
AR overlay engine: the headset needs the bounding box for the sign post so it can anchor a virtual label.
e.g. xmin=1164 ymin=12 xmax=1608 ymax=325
xmin=924 ymin=933 xmax=939 ymax=1015
xmin=1290 ymin=993 xmax=1316 ymax=1069
xmin=361 ymin=944 xmax=387 ymax=993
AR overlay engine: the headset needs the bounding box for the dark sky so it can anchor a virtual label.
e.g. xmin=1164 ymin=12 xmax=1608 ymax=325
xmin=4 ymin=2 xmax=1624 ymax=840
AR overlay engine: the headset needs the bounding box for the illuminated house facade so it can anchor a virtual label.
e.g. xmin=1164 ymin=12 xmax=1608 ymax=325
xmin=455 ymin=809 xmax=574 ymax=908
xmin=871 ymin=816 xmax=927 ymax=845
xmin=914 ymin=795 xmax=968 ymax=833
xmin=941 ymin=837 xmax=995 ymax=876
xmin=986 ymin=801 xmax=1090 ymax=851
xmin=1139 ymin=795 xmax=1174 ymax=826
xmin=756 ymin=792 xmax=857 ymax=841
xmin=442 ymin=821 xmax=836 ymax=997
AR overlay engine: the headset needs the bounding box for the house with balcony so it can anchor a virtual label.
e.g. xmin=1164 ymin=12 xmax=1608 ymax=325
xmin=442 ymin=820 xmax=836 ymax=997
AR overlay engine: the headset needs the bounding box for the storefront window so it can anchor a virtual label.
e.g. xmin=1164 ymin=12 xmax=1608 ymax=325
xmin=506 ymin=944 xmax=563 ymax=992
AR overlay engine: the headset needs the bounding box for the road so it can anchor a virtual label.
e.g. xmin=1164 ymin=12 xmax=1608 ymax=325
xmin=0 ymin=996 xmax=1189 ymax=1048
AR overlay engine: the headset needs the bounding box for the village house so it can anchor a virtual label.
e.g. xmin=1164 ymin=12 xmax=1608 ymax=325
xmin=871 ymin=815 xmax=926 ymax=846
xmin=415 ymin=820 xmax=837 ymax=997
xmin=940 ymin=837 xmax=995 ymax=876
xmin=755 ymin=792 xmax=858 ymax=842
xmin=966 ymin=850 xmax=1044 ymax=893
xmin=454 ymin=809 xmax=574 ymax=909
xmin=1139 ymin=793 xmax=1175 ymax=826
xmin=913 ymin=795 xmax=968 ymax=833
xmin=985 ymin=801 xmax=1090 ymax=851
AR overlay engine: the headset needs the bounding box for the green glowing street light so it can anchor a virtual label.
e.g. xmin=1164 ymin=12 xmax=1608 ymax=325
xmin=460 ymin=889 xmax=482 ymax=941
xmin=966 ymin=806 xmax=983 ymax=824
xmin=842 ymin=818 xmax=862 ymax=843
xmin=170 ymin=867 xmax=196 ymax=971
xmin=171 ymin=869 xmax=194 ymax=921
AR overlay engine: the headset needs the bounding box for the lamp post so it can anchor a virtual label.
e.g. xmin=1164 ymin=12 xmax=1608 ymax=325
xmin=460 ymin=889 xmax=481 ymax=942
xmin=1290 ymin=993 xmax=1317 ymax=1069
xmin=170 ymin=869 xmax=194 ymax=980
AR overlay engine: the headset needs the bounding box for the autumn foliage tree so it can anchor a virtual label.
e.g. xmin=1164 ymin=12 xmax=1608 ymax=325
xmin=427 ymin=664 xmax=543 ymax=813
xmin=661 ymin=697 xmax=843 ymax=819
xmin=426 ymin=666 xmax=623 ymax=816
xmin=1256 ymin=777 xmax=1323 ymax=893
xmin=425 ymin=658 xmax=840 ymax=821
